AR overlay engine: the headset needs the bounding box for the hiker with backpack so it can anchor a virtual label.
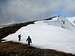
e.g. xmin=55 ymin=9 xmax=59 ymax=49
xmin=26 ymin=36 xmax=32 ymax=46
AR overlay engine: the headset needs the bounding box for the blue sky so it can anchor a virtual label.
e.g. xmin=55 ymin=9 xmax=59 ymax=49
xmin=0 ymin=0 xmax=75 ymax=25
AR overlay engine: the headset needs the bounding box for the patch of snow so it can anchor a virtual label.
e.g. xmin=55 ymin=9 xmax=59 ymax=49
xmin=66 ymin=17 xmax=75 ymax=26
xmin=44 ymin=16 xmax=75 ymax=31
xmin=2 ymin=21 xmax=75 ymax=54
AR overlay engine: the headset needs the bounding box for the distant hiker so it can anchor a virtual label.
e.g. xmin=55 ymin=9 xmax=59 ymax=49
xmin=26 ymin=36 xmax=32 ymax=46
xmin=62 ymin=20 xmax=65 ymax=24
xmin=61 ymin=20 xmax=65 ymax=28
xmin=18 ymin=34 xmax=21 ymax=41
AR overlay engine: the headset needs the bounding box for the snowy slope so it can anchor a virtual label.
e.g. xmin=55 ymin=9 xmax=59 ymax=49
xmin=44 ymin=16 xmax=75 ymax=31
xmin=2 ymin=20 xmax=75 ymax=54
xmin=66 ymin=17 xmax=75 ymax=26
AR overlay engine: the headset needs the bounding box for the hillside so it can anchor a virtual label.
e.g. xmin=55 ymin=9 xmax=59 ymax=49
xmin=0 ymin=21 xmax=35 ymax=40
xmin=0 ymin=41 xmax=75 ymax=56
xmin=0 ymin=17 xmax=75 ymax=56
xmin=0 ymin=16 xmax=58 ymax=40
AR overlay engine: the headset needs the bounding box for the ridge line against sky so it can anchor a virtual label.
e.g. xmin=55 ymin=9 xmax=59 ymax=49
xmin=0 ymin=0 xmax=75 ymax=25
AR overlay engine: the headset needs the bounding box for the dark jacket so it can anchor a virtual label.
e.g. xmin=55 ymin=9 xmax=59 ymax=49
xmin=26 ymin=36 xmax=32 ymax=43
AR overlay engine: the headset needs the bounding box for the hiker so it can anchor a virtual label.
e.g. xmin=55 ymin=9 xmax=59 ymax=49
xmin=18 ymin=34 xmax=21 ymax=41
xmin=62 ymin=20 xmax=65 ymax=24
xmin=26 ymin=36 xmax=32 ymax=46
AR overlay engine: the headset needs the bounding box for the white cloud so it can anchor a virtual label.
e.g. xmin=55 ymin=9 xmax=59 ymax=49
xmin=6 ymin=0 xmax=61 ymax=17
xmin=63 ymin=0 xmax=75 ymax=16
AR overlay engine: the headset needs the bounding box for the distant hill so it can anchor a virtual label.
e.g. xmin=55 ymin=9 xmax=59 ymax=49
xmin=0 ymin=21 xmax=35 ymax=40
xmin=0 ymin=16 xmax=56 ymax=40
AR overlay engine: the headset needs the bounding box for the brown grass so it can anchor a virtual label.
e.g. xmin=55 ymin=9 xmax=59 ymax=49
xmin=0 ymin=41 xmax=75 ymax=56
